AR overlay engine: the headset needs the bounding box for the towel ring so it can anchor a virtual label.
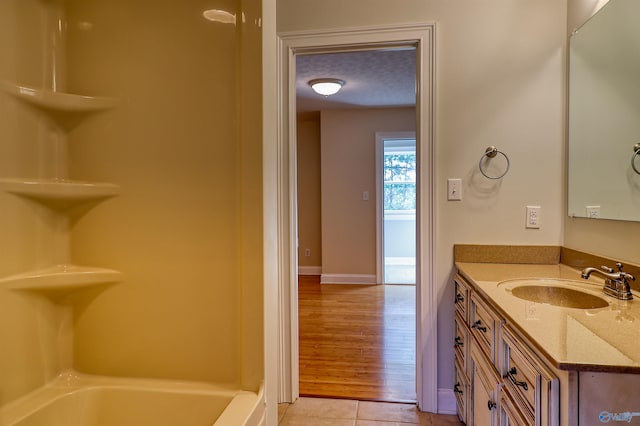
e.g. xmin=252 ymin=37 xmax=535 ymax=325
xmin=632 ymin=144 xmax=640 ymax=175
xmin=479 ymin=146 xmax=510 ymax=179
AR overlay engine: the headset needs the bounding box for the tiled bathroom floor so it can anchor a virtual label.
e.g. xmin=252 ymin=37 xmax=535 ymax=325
xmin=278 ymin=397 xmax=463 ymax=425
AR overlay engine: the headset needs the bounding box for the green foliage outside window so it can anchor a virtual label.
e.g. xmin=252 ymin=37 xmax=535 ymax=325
xmin=384 ymin=153 xmax=416 ymax=211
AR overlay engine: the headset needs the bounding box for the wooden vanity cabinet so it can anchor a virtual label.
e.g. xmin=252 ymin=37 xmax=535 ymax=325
xmin=454 ymin=274 xmax=561 ymax=426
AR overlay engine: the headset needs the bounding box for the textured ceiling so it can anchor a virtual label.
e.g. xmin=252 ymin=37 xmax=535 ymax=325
xmin=296 ymin=48 xmax=416 ymax=113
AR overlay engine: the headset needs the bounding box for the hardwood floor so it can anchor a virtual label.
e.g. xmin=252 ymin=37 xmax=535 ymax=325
xmin=298 ymin=275 xmax=416 ymax=402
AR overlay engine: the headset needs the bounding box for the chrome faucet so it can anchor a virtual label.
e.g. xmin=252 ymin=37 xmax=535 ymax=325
xmin=581 ymin=262 xmax=635 ymax=301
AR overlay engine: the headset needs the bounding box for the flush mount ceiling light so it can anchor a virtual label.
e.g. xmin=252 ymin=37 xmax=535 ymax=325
xmin=309 ymin=78 xmax=345 ymax=96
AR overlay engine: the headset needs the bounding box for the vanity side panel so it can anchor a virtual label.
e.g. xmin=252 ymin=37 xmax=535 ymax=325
xmin=579 ymin=372 xmax=640 ymax=425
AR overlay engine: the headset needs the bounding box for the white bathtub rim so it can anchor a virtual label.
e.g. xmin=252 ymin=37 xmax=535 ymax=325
xmin=213 ymin=382 xmax=264 ymax=426
xmin=0 ymin=370 xmax=248 ymax=426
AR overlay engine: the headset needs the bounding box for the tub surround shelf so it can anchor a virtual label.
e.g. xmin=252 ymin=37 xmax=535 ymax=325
xmin=0 ymin=178 xmax=120 ymax=204
xmin=0 ymin=81 xmax=119 ymax=113
xmin=0 ymin=264 xmax=123 ymax=292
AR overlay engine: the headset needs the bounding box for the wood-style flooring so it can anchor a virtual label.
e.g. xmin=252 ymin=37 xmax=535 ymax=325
xmin=298 ymin=275 xmax=416 ymax=402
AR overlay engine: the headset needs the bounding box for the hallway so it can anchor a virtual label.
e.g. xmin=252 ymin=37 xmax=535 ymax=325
xmin=298 ymin=276 xmax=416 ymax=402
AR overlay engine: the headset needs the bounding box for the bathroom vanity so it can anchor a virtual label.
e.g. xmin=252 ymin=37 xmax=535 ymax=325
xmin=453 ymin=255 xmax=640 ymax=426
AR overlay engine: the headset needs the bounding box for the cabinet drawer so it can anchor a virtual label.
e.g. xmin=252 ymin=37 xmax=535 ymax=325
xmin=454 ymin=275 xmax=470 ymax=323
xmin=454 ymin=312 xmax=469 ymax=377
xmin=470 ymin=292 xmax=501 ymax=366
xmin=502 ymin=326 xmax=559 ymax=426
xmin=454 ymin=358 xmax=469 ymax=424
xmin=503 ymin=337 xmax=537 ymax=416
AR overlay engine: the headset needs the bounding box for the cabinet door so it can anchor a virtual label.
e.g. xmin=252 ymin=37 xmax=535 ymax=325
xmin=471 ymin=340 xmax=500 ymax=426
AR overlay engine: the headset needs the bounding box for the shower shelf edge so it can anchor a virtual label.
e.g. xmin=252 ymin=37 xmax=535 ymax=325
xmin=0 ymin=81 xmax=119 ymax=113
xmin=0 ymin=178 xmax=120 ymax=204
xmin=0 ymin=264 xmax=123 ymax=292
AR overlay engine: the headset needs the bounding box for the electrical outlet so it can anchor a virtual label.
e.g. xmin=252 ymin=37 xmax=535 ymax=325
xmin=526 ymin=206 xmax=541 ymax=229
xmin=304 ymin=248 xmax=311 ymax=257
xmin=586 ymin=205 xmax=601 ymax=219
xmin=362 ymin=191 xmax=369 ymax=201
xmin=447 ymin=178 xmax=462 ymax=201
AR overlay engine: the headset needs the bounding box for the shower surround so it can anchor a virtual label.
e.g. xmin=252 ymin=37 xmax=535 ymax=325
xmin=0 ymin=0 xmax=264 ymax=421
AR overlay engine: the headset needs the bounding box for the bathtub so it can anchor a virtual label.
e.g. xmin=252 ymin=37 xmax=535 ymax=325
xmin=0 ymin=371 xmax=264 ymax=426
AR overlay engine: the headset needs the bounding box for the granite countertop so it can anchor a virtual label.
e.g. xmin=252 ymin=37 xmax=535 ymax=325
xmin=456 ymin=262 xmax=640 ymax=373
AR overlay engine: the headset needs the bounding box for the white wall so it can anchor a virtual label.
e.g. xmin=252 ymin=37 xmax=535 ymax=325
xmin=278 ymin=0 xmax=566 ymax=400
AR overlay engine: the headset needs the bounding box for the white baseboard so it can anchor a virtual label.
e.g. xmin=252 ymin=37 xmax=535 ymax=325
xmin=437 ymin=388 xmax=457 ymax=415
xmin=298 ymin=266 xmax=321 ymax=275
xmin=320 ymin=274 xmax=377 ymax=284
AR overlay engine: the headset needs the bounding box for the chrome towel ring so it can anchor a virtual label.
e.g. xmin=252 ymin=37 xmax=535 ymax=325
xmin=479 ymin=146 xmax=510 ymax=179
xmin=632 ymin=143 xmax=640 ymax=175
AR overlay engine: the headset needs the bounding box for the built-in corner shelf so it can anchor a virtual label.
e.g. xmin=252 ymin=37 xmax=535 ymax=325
xmin=0 ymin=178 xmax=120 ymax=206
xmin=0 ymin=81 xmax=122 ymax=300
xmin=0 ymin=264 xmax=123 ymax=293
xmin=0 ymin=81 xmax=119 ymax=113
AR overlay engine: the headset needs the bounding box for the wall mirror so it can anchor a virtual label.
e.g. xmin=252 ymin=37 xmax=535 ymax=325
xmin=568 ymin=0 xmax=640 ymax=221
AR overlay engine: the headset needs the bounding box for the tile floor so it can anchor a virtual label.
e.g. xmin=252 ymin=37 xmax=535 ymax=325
xmin=278 ymin=397 xmax=464 ymax=425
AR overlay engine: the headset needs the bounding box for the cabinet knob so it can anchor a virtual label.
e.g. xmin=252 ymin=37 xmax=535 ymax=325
xmin=471 ymin=320 xmax=487 ymax=333
xmin=454 ymin=336 xmax=464 ymax=347
xmin=487 ymin=400 xmax=497 ymax=410
xmin=455 ymin=293 xmax=464 ymax=303
xmin=454 ymin=383 xmax=463 ymax=394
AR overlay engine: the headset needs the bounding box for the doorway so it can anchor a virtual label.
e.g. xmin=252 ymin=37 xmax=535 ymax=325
xmin=376 ymin=133 xmax=417 ymax=285
xmin=274 ymin=24 xmax=437 ymax=412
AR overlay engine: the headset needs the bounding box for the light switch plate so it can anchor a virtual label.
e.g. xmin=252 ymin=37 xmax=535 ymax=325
xmin=447 ymin=178 xmax=462 ymax=201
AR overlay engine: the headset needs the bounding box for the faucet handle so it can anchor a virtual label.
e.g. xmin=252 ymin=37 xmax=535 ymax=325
xmin=601 ymin=265 xmax=615 ymax=273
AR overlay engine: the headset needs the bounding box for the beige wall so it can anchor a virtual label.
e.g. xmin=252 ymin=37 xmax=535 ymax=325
xmin=64 ymin=0 xmax=262 ymax=390
xmin=297 ymin=114 xmax=322 ymax=269
xmin=278 ymin=0 xmax=566 ymax=394
xmin=564 ymin=1 xmax=640 ymax=265
xmin=321 ymin=108 xmax=416 ymax=278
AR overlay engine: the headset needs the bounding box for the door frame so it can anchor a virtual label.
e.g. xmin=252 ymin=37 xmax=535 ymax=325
xmin=274 ymin=23 xmax=437 ymax=412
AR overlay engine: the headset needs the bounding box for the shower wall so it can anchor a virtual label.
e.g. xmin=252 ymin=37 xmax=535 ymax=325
xmin=0 ymin=0 xmax=263 ymax=407
xmin=66 ymin=0 xmax=263 ymax=388
xmin=0 ymin=0 xmax=74 ymax=406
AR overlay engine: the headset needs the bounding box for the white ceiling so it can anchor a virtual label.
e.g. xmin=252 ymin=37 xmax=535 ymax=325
xmin=295 ymin=48 xmax=417 ymax=113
